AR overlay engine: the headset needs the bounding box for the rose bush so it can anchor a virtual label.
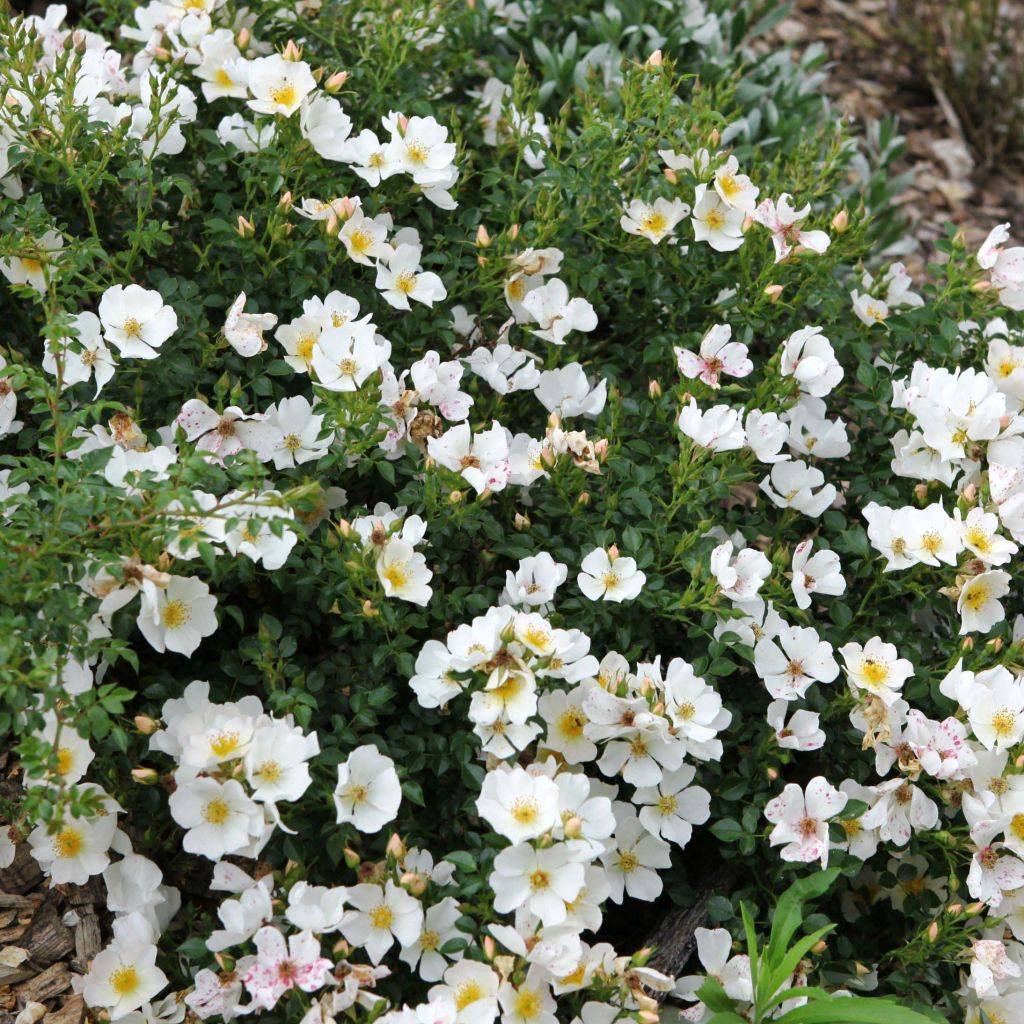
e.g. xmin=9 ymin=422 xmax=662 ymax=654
xmin=2 ymin=1 xmax=1024 ymax=1023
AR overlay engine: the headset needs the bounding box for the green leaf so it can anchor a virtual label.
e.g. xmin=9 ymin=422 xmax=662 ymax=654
xmin=764 ymin=869 xmax=840 ymax=971
xmin=710 ymin=818 xmax=745 ymax=843
xmin=776 ymin=995 xmax=942 ymax=1024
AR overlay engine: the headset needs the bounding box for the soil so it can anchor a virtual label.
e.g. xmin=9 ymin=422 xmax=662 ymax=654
xmin=765 ymin=0 xmax=1023 ymax=278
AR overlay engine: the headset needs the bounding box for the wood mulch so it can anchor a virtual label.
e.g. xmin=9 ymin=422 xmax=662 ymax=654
xmin=765 ymin=0 xmax=1022 ymax=278
xmin=1 ymin=759 xmax=96 ymax=1024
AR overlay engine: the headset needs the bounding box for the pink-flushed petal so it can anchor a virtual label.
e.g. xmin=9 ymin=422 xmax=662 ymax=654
xmin=804 ymin=777 xmax=847 ymax=819
xmin=764 ymin=783 xmax=804 ymax=824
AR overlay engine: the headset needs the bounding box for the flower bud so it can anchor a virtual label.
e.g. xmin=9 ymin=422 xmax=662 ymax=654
xmin=594 ymin=439 xmax=609 ymax=461
xmin=237 ymin=27 xmax=251 ymax=49
xmin=664 ymin=168 xmax=678 ymax=185
xmin=811 ymin=940 xmax=828 ymax=954
xmin=134 ymin=715 xmax=158 ymax=735
xmin=449 ymin=490 xmax=463 ymax=504
xmin=607 ymin=544 xmax=619 ymax=560
xmin=709 ymin=128 xmax=720 ymax=147
xmin=913 ymin=482 xmax=929 ymax=503
xmin=948 ymin=903 xmax=963 ymax=915
xmin=649 ymin=379 xmax=663 ymax=399
xmin=483 ymin=935 xmax=497 ymax=960
xmin=343 ymin=847 xmax=361 ymax=869
xmin=1016 ymin=754 xmax=1024 ymax=769
xmin=332 ymin=937 xmax=351 ymax=956
xmin=926 ymin=922 xmax=939 ymax=942
xmin=962 ymin=636 xmax=975 ymax=651
xmin=763 ymin=284 xmax=784 ymax=303
xmin=324 ymin=71 xmax=349 ymax=93
xmin=962 ymin=483 xmax=978 ymax=503
xmin=476 ymin=224 xmax=492 ymax=248
xmin=236 ymin=215 xmax=255 ymax=239
xmin=766 ymin=766 xmax=779 ymax=781
xmin=512 ymin=514 xmax=530 ymax=533
xmin=278 ymin=191 xmax=293 ymax=212
xmin=401 ymin=871 xmax=427 ymax=895
xmin=337 ymin=196 xmax=359 ymax=219
xmin=398 ymin=113 xmax=410 ymax=133
xmin=508 ymin=223 xmax=520 ymax=241
xmin=632 ymin=947 xmax=655 ymax=966
xmin=639 ymin=1013 xmax=660 ymax=1024
xmin=336 ymin=518 xmax=353 ymax=538
xmin=965 ymin=902 xmax=985 ymax=915
xmin=854 ymin=962 xmax=870 ymax=975
xmin=742 ymin=214 xmax=754 ymax=233
xmin=325 ymin=213 xmax=341 ymax=238
xmin=386 ymin=833 xmax=405 ymax=860
xmin=362 ymin=600 xmax=379 ymax=618
xmin=831 ymin=209 xmax=849 ymax=232
xmin=563 ymin=816 xmax=583 ymax=839
xmin=645 ymin=49 xmax=663 ymax=68
xmin=131 ymin=767 xmax=159 ymax=785
xmin=577 ymin=492 xmax=591 ymax=506
xmin=282 ymin=40 xmax=302 ymax=61
xmin=972 ymin=280 xmax=994 ymax=292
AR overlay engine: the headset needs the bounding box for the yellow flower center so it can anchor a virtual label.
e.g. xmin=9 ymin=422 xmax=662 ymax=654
xmin=510 ymin=797 xmax=539 ymax=825
xmin=338 ymin=357 xmax=359 ymax=377
xmin=369 ymin=904 xmax=393 ymax=930
xmin=270 ymin=83 xmax=297 ymax=108
xmin=382 ymin=562 xmax=410 ymax=590
xmin=529 ymin=869 xmax=550 ymax=891
xmin=964 ymin=583 xmax=989 ymax=612
xmin=395 ymin=271 xmax=418 ymax=295
xmin=214 ymin=68 xmax=234 ymax=87
xmin=601 ymin=571 xmax=620 ymax=589
xmin=556 ymin=707 xmax=586 ymax=739
xmin=860 ymin=658 xmax=889 ymax=687
xmin=56 ymin=746 xmax=74 ymax=775
xmin=966 ymin=526 xmax=992 ymax=553
xmin=254 ymin=760 xmax=282 ymax=783
xmin=992 ymin=708 xmax=1018 ymax=738
xmin=209 ymin=730 xmax=242 ymax=759
xmin=284 ymin=433 xmax=303 ymax=451
xmin=523 ymin=625 xmax=550 ymax=648
xmin=406 ymin=140 xmax=429 ymax=163
xmin=658 ymin=794 xmax=678 ymax=816
xmin=52 ymin=828 xmax=84 ymax=858
xmin=676 ymin=701 xmax=696 ymax=721
xmin=921 ymin=531 xmax=943 ymax=554
xmin=718 ymin=173 xmax=742 ymax=198
xmin=109 ymin=965 xmax=141 ymax=998
xmin=420 ymin=929 xmax=440 ymax=951
xmin=122 ymin=317 xmax=143 ymax=338
xmin=617 ymin=850 xmax=639 ymax=873
xmin=296 ymin=335 xmax=317 ymax=361
xmin=514 ymin=989 xmax=542 ymax=1020
xmin=704 ymin=208 xmax=726 ymax=230
xmin=204 ymin=798 xmax=231 ymax=825
xmin=349 ymin=228 xmax=374 ymax=255
xmin=640 ymin=210 xmax=668 ymax=235
xmin=455 ymin=981 xmax=483 ymax=1010
xmin=162 ymin=598 xmax=190 ymax=629
xmin=347 ymin=783 xmax=369 ymax=804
